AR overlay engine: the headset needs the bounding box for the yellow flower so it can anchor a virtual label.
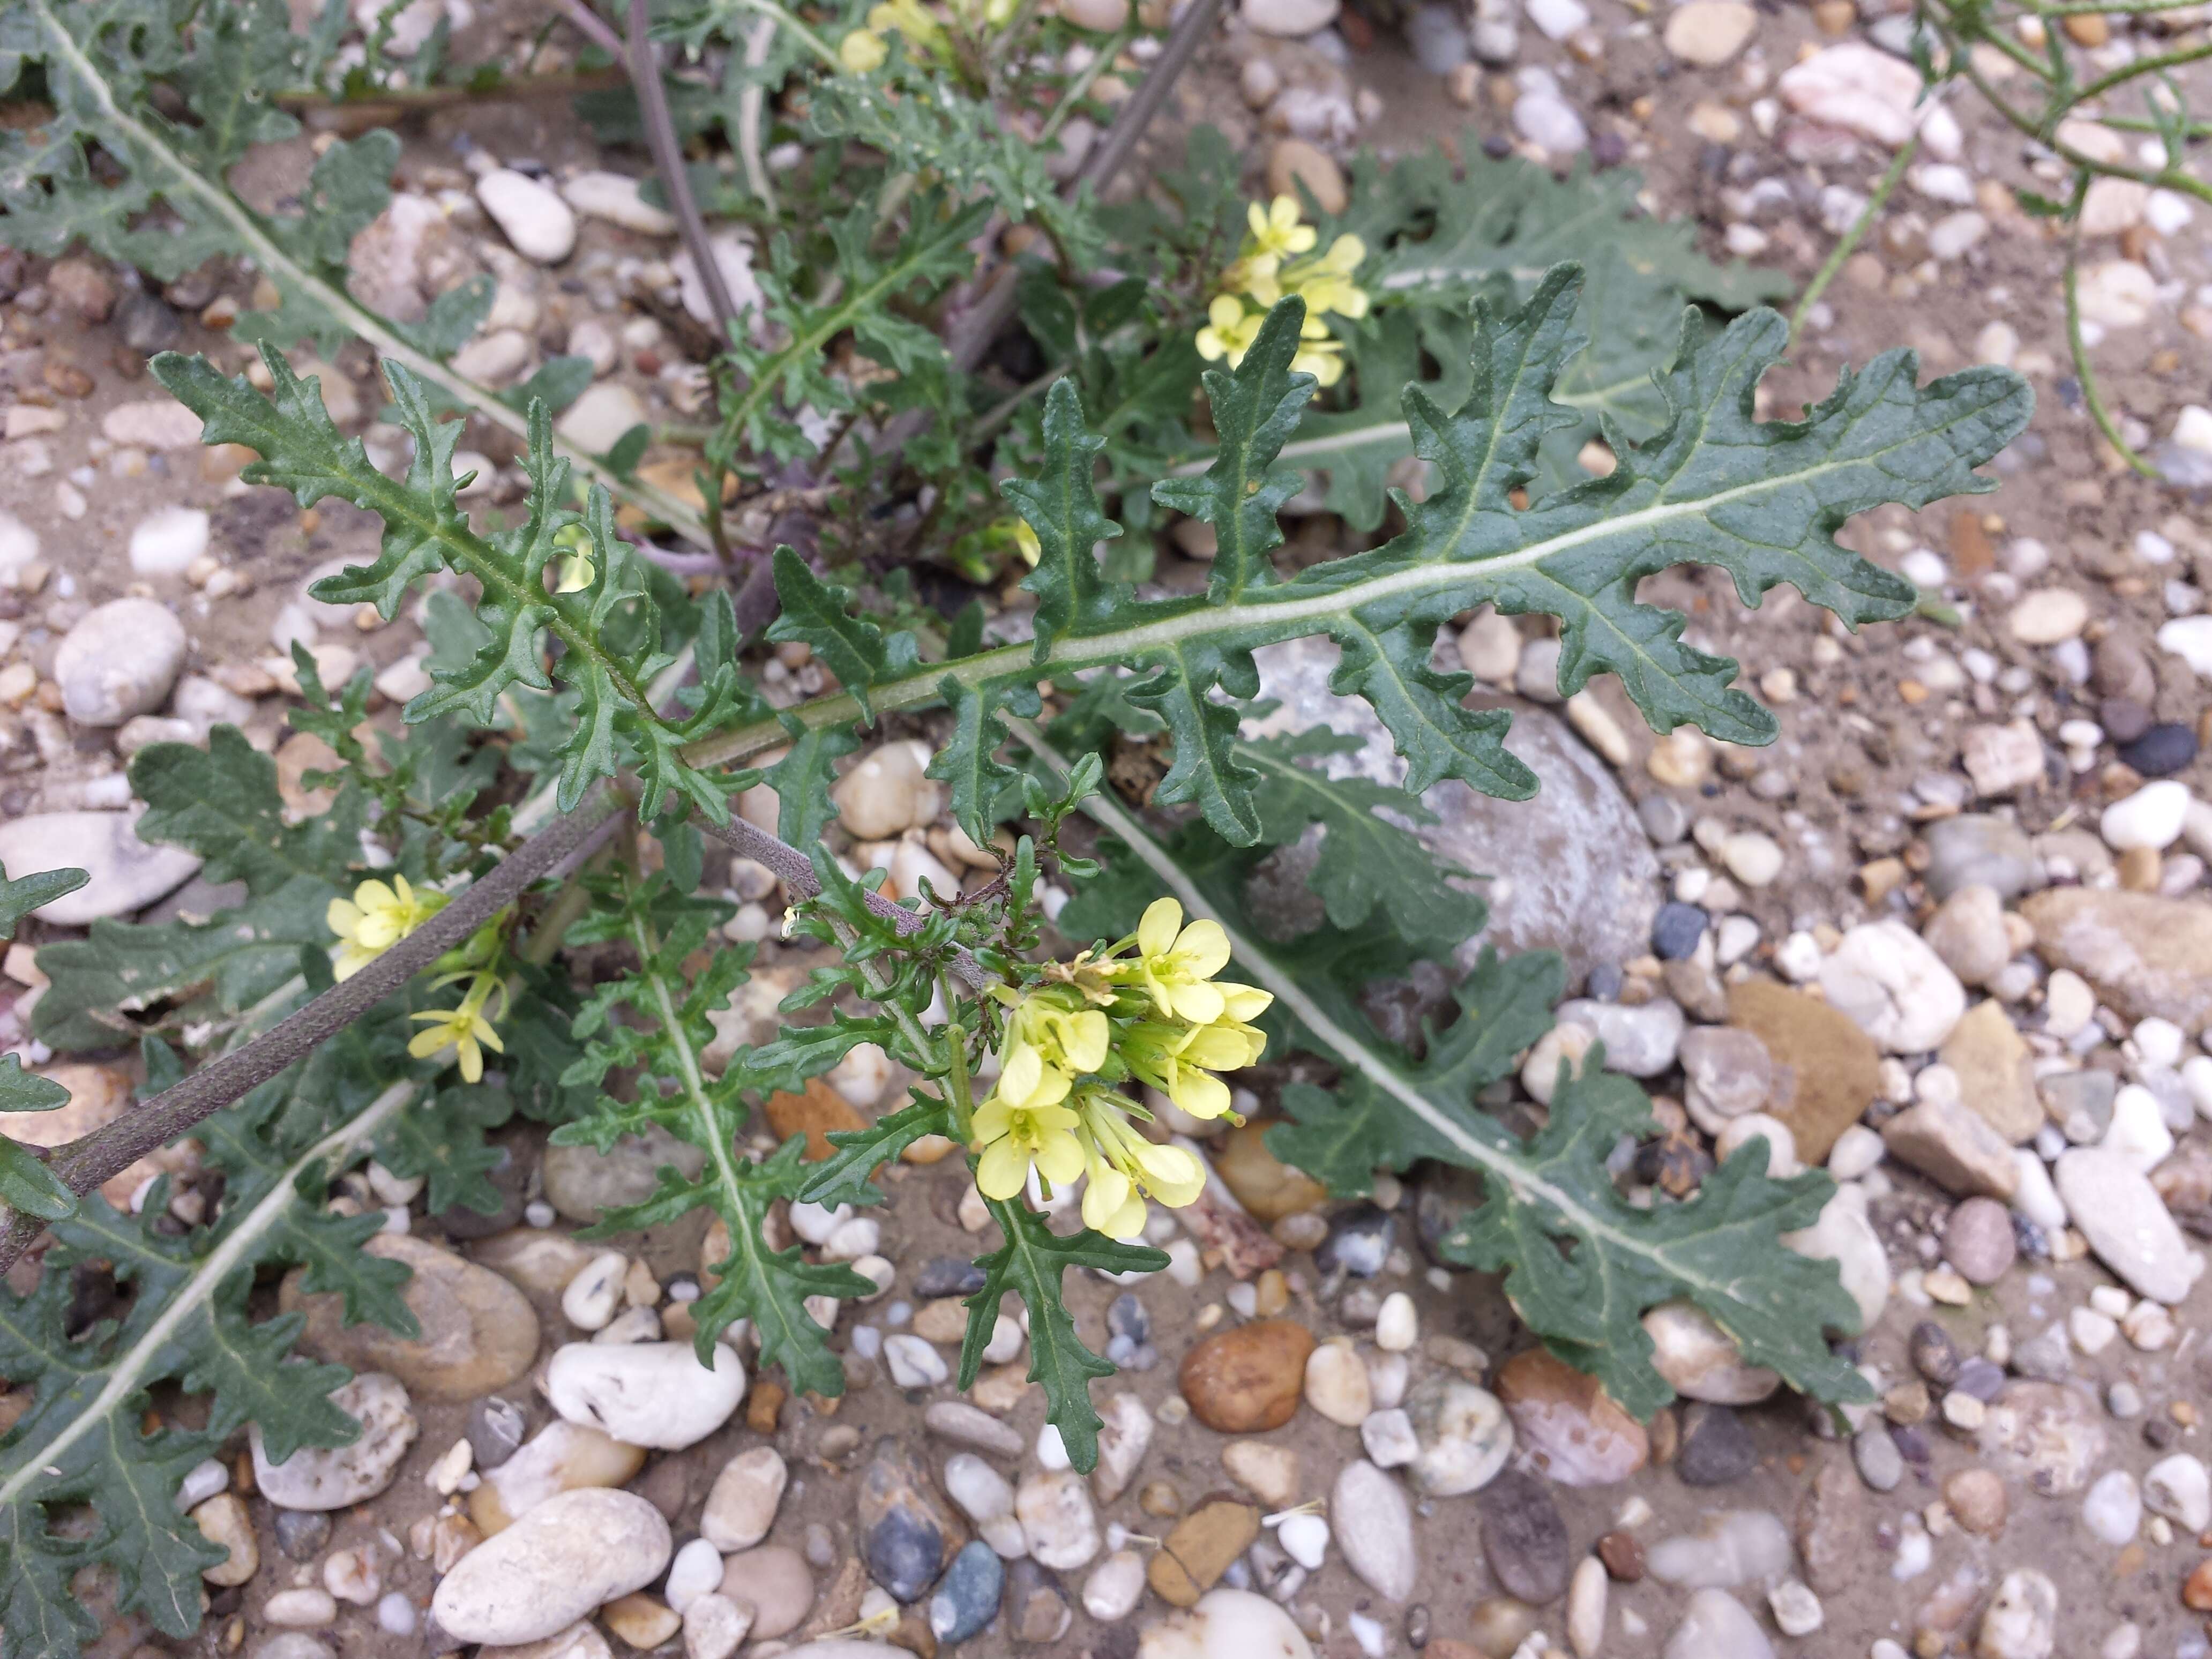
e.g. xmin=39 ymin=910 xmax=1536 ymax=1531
xmin=973 ymin=1090 xmax=1086 ymax=1200
xmin=1195 ymin=294 xmax=1265 ymax=368
xmin=408 ymin=972 xmax=506 ymax=1083
xmin=327 ymin=876 xmax=447 ymax=982
xmin=1115 ymin=896 xmax=1236 ymax=1022
xmin=1118 ymin=1017 xmax=1264 ymax=1120
xmin=1246 ymin=196 xmax=1318 ymax=263
xmin=1002 ymin=988 xmax=1111 ymax=1092
xmin=1290 ymin=333 xmax=1346 ymax=388
xmin=1284 ymin=234 xmax=1370 ymax=325
xmin=1074 ymin=1090 xmax=1205 ymax=1238
xmin=839 ymin=24 xmax=888 ymax=69
xmin=866 ymin=0 xmax=944 ymax=53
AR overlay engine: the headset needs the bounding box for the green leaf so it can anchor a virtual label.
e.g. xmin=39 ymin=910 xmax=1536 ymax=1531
xmin=32 ymin=877 xmax=333 ymax=1053
xmin=1038 ymin=734 xmax=1873 ymax=1421
xmin=0 ymin=1142 xmax=74 ymax=1222
xmin=130 ymin=727 xmax=360 ymax=894
xmin=1150 ymin=298 xmax=1313 ymax=601
xmin=765 ymin=549 xmax=916 ymax=722
xmin=0 ymin=1057 xmax=421 ymax=1659
xmin=0 ymin=863 xmax=86 ymax=941
xmin=797 ymin=1095 xmax=958 ymax=1209
xmin=961 ymin=1200 xmax=1167 ymax=1473
xmin=1006 ymin=379 xmax=1125 ymax=653
xmin=0 ymin=1056 xmax=69 ymax=1115
xmin=373 ymin=1084 xmax=514 ymax=1216
xmin=702 ymin=261 xmax=2028 ymax=848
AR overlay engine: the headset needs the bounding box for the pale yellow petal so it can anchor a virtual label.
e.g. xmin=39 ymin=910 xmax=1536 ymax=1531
xmin=1137 ymin=897 xmax=1183 ymax=959
xmin=1035 ymin=1127 xmax=1087 ymax=1187
xmin=977 ymin=1138 xmax=1030 ymax=1199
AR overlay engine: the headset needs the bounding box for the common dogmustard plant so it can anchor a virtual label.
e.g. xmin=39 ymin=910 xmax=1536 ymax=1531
xmin=0 ymin=0 xmax=2036 ymax=1647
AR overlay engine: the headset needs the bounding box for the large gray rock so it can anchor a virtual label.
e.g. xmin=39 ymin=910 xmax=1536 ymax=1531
xmin=1247 ymin=638 xmax=1660 ymax=982
xmin=55 ymin=597 xmax=187 ymax=725
xmin=0 ymin=810 xmax=201 ymax=923
xmin=540 ymin=1124 xmax=706 ymax=1222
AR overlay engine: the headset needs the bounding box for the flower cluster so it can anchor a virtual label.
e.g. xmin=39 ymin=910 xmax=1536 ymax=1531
xmin=969 ymin=899 xmax=1272 ymax=1238
xmin=839 ymin=0 xmax=1017 ymax=72
xmin=327 ymin=875 xmax=509 ymax=1082
xmin=1195 ymin=195 xmax=1368 ymax=390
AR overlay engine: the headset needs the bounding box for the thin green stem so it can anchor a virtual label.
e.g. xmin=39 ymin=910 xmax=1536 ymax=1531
xmin=2064 ymin=231 xmax=2157 ymax=477
xmin=1038 ymin=19 xmax=1136 ymax=146
xmin=1790 ymin=134 xmax=1917 ymax=347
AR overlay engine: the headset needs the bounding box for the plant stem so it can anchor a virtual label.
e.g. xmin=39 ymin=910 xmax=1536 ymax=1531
xmin=1038 ymin=19 xmax=1137 ymax=147
xmin=1789 ymin=133 xmax=1916 ymax=347
xmin=630 ymin=0 xmax=744 ymax=346
xmin=0 ymin=795 xmax=626 ymax=1275
xmin=693 ymin=814 xmax=990 ymax=987
xmin=2064 ymin=230 xmax=2157 ymax=477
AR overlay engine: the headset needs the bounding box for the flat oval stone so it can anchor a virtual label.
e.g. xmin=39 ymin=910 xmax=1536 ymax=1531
xmin=282 ymin=1232 xmax=538 ymax=1400
xmin=543 ymin=1341 xmax=745 ymax=1450
xmin=1478 ymin=1468 xmax=1570 ymax=1604
xmin=431 ymin=1489 xmax=671 ymax=1645
xmin=929 ymin=1541 xmax=1004 ymax=1643
xmin=0 ymin=810 xmax=200 ymax=924
xmin=1179 ymin=1320 xmax=1314 ymax=1432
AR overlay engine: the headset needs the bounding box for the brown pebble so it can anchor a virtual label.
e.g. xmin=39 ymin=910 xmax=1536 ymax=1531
xmin=748 ymin=1379 xmax=786 ymax=1434
xmin=1138 ymin=1480 xmax=1183 ymax=1518
xmin=42 ymin=361 xmax=94 ymax=398
xmin=1646 ymin=1406 xmax=1678 ymax=1466
xmin=1596 ymin=1530 xmax=1645 ymax=1581
xmin=1467 ymin=1597 xmax=1539 ymax=1658
xmin=2183 ymin=1557 xmax=2212 ymax=1609
xmin=1178 ymin=1319 xmax=1313 ymax=1432
xmin=1147 ymin=1500 xmax=1259 ymax=1607
xmin=765 ymin=1078 xmax=865 ymax=1160
xmin=1943 ymin=1468 xmax=2007 ymax=1536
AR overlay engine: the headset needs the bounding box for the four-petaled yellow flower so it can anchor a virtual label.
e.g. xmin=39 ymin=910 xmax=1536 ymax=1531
xmin=973 ymin=1089 xmax=1086 ymax=1200
xmin=1247 ymin=195 xmax=1318 ymax=263
xmin=327 ymin=876 xmax=447 ymax=982
xmin=1003 ymin=989 xmax=1110 ymax=1096
xmin=408 ymin=972 xmax=507 ymax=1083
xmin=1075 ymin=1089 xmax=1206 ymax=1239
xmin=1288 ymin=233 xmax=1370 ymax=323
xmin=1116 ymin=897 xmax=1240 ymax=1022
xmin=1195 ymin=294 xmax=1266 ymax=368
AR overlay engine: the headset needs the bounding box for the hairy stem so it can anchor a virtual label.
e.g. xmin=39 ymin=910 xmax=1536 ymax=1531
xmin=0 ymin=797 xmax=626 ymax=1275
xmin=630 ymin=0 xmax=744 ymax=345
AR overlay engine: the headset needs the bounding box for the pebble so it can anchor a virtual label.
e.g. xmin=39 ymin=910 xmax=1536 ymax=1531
xmin=2008 ymin=589 xmax=2090 ymax=645
xmin=681 ymin=1594 xmax=752 ymax=1659
xmin=1653 ymin=902 xmax=1708 ymax=960
xmin=544 ymin=1340 xmax=744 ymax=1449
xmin=1977 ymin=1569 xmax=2057 ymax=1658
xmin=1263 ymin=139 xmax=1348 ymax=216
xmin=192 ymin=1492 xmax=258 ymax=1586
xmin=1136 ymin=1588 xmax=1317 ymax=1659
xmin=561 ymin=1249 xmax=629 ymax=1328
xmin=56 ymin=597 xmax=188 ymax=726
xmin=287 ymin=1233 xmax=539 ymax=1401
xmin=1924 ymin=885 xmax=2012 ymax=989
xmin=1553 ymin=996 xmax=1685 ymax=1077
xmin=1094 ymin=1392 xmax=1155 ymax=1504
xmin=1979 ymin=1381 xmax=2109 ymax=1496
xmin=1679 ymin=1027 xmax=1774 ymax=1132
xmin=1017 ymin=1469 xmax=1100 ymax=1571
xmin=559 ymin=169 xmax=678 ymax=235
xmin=0 ymin=810 xmax=203 ymax=925
xmin=252 ymin=1373 xmax=419 ymax=1511
xmin=1641 ymin=1303 xmax=1780 ymax=1404
xmin=1663 ymin=1587 xmax=1774 ymax=1659
xmin=1883 ymin=1095 xmax=2019 ymax=1201
xmin=1180 ymin=1320 xmax=1313 ymax=1432
xmin=470 ymin=1420 xmax=646 ymax=1533
xmin=1304 ymin=1340 xmax=1373 ymax=1426
xmin=666 ymin=1538 xmax=725 ymax=1613
xmin=1478 ymin=1468 xmax=1571 ymax=1603
xmin=1152 ymin=1500 xmax=1260 ymax=1605
xmin=2054 ymin=1149 xmax=2194 ymax=1303
xmin=1664 ymin=0 xmax=1755 ymax=62
xmin=431 ymin=1489 xmax=672 ymax=1645
xmin=128 ymin=505 xmax=210 ymax=578
xmin=2148 ymin=1454 xmax=2212 ymax=1532
xmin=1317 ymin=1205 xmax=1395 ymax=1276
xmin=2083 ymin=1469 xmax=2142 ymax=1544
xmin=1278 ymin=1513 xmax=1329 ymax=1570
xmin=1566 ymin=1556 xmax=1608 ymax=1657
xmin=925 ymin=1400 xmax=1026 ymax=1459
xmin=1820 ymin=921 xmax=1967 ymax=1052
xmin=702 ymin=1447 xmax=786 ymax=1550
xmin=1085 ymin=1550 xmax=1147 ymax=1621
xmin=1240 ymin=0 xmax=1337 ymax=34
xmin=477 ymin=169 xmax=578 ymax=264
xmin=1647 ymin=1509 xmax=1791 ymax=1589
xmin=1332 ymin=1460 xmax=1416 ymax=1602
xmin=929 ymin=1541 xmax=1004 ymax=1643
xmin=1222 ymin=1441 xmax=1301 ymax=1508
xmin=2119 ymin=724 xmax=2198 ymax=778
xmin=556 ymin=382 xmax=651 ymax=455
xmin=2020 ymin=888 xmax=2212 ymax=1034
xmin=1945 ymin=1195 xmax=2019 ymax=1284
xmin=1404 ymin=1375 xmax=1513 ymax=1495
xmin=861 ymin=1440 xmax=958 ymax=1601
xmin=885 ymin=1333 xmax=951 ymax=1388
xmin=2101 ymin=781 xmax=2191 ymax=852
xmin=715 ymin=1546 xmax=813 ymax=1639
xmin=1678 ymin=1403 xmax=1758 ymax=1485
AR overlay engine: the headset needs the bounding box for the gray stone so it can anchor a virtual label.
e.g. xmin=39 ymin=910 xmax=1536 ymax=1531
xmin=1478 ymin=1468 xmax=1568 ymax=1604
xmin=1404 ymin=2 xmax=1471 ymax=72
xmin=541 ymin=1125 xmax=706 ymax=1222
xmin=930 ymin=1541 xmax=1005 ymax=1643
xmin=431 ymin=1489 xmax=671 ymax=1645
xmin=860 ymin=1438 xmax=959 ymax=1602
xmin=1677 ymin=1403 xmax=1758 ymax=1485
xmin=1663 ymin=1589 xmax=1774 ymax=1659
xmin=1852 ymin=1426 xmax=1903 ymax=1492
xmin=55 ymin=597 xmax=187 ymax=724
xmin=0 ymin=810 xmax=201 ymax=924
xmin=2054 ymin=1148 xmax=2195 ymax=1303
xmin=1332 ymin=1460 xmax=1416 ymax=1603
xmin=1248 ymin=640 xmax=1659 ymax=982
xmin=1923 ymin=815 xmax=2039 ymax=901
xmin=1555 ymin=997 xmax=1685 ymax=1077
xmin=251 ymin=1372 xmax=418 ymax=1511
